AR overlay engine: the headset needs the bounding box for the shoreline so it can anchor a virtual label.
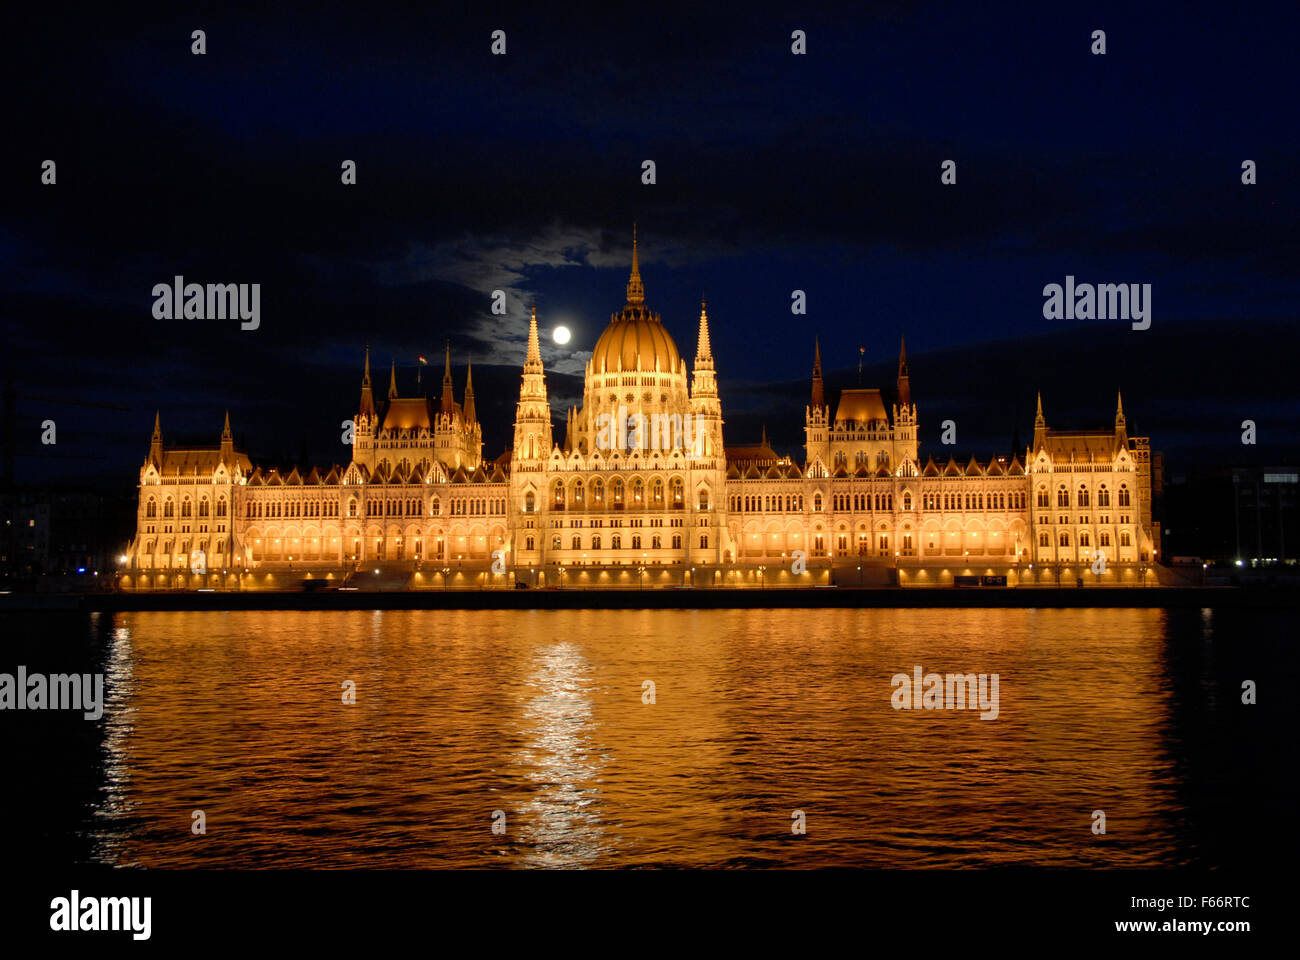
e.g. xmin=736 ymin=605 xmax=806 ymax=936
xmin=0 ymin=585 xmax=1292 ymax=612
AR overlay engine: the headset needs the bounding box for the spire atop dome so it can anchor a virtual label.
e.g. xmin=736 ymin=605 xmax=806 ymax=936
xmin=626 ymin=223 xmax=645 ymax=305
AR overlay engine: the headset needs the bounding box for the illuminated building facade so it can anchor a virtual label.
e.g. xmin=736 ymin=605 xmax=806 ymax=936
xmin=123 ymin=236 xmax=1159 ymax=589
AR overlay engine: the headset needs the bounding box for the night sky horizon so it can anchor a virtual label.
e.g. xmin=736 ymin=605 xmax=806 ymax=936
xmin=5 ymin=1 xmax=1298 ymax=490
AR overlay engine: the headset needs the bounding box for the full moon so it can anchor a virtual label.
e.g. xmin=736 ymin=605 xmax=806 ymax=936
xmin=552 ymin=325 xmax=571 ymax=345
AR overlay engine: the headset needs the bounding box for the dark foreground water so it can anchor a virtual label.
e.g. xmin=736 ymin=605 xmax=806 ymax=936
xmin=3 ymin=608 xmax=1292 ymax=868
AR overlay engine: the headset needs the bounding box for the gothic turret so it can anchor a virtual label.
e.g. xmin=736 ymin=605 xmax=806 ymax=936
xmin=358 ymin=347 xmax=375 ymax=419
xmin=896 ymin=336 xmax=911 ymax=410
xmin=689 ymin=299 xmax=723 ymax=458
xmin=440 ymin=344 xmax=455 ymax=415
xmin=150 ymin=411 xmax=163 ymax=467
xmin=811 ymin=338 xmax=825 ymax=410
xmin=513 ymin=305 xmax=553 ymax=462
xmin=220 ymin=410 xmax=233 ymax=459
xmin=463 ymin=361 xmax=477 ymax=424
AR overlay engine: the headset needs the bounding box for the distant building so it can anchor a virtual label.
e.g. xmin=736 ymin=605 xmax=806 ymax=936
xmin=122 ymin=231 xmax=1159 ymax=589
xmin=1164 ymin=467 xmax=1298 ymax=565
xmin=0 ymin=491 xmax=49 ymax=579
xmin=1 ymin=488 xmax=132 ymax=580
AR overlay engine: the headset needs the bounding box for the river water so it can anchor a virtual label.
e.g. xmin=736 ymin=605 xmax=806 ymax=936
xmin=3 ymin=607 xmax=1290 ymax=868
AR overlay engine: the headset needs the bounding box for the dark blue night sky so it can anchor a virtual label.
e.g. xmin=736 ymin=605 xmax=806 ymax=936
xmin=5 ymin=1 xmax=1298 ymax=487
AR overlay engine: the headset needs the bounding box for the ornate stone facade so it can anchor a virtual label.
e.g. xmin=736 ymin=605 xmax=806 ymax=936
xmin=123 ymin=235 xmax=1159 ymax=590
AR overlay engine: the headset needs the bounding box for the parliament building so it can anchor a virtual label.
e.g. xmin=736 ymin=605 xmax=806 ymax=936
xmin=122 ymin=235 xmax=1160 ymax=590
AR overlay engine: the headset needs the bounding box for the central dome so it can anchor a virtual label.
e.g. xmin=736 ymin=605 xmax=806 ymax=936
xmin=589 ymin=226 xmax=683 ymax=374
xmin=591 ymin=305 xmax=682 ymax=373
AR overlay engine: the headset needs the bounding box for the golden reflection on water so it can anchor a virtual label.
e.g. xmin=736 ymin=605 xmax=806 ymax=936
xmin=92 ymin=608 xmax=1179 ymax=868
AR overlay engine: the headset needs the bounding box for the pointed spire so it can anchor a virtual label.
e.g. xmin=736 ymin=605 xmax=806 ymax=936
xmin=463 ymin=360 xmax=476 ymax=423
xmin=1115 ymin=389 xmax=1127 ymax=435
xmin=690 ymin=298 xmax=718 ymax=402
xmin=388 ymin=360 xmax=398 ymax=399
xmin=761 ymin=423 xmax=768 ymax=447
xmin=515 ymin=304 xmax=552 ymax=454
xmin=359 ymin=347 xmax=375 ymax=417
xmin=440 ymin=342 xmax=456 ymax=414
xmin=150 ymin=411 xmax=163 ymax=465
xmin=811 ymin=338 xmax=825 ymax=409
xmin=1035 ymin=391 xmax=1044 ymax=422
xmin=626 ymin=223 xmax=645 ymax=305
xmin=222 ymin=410 xmax=232 ymax=440
xmin=696 ymin=298 xmax=713 ymax=360
xmin=1032 ymin=391 xmax=1046 ymax=450
xmin=526 ymin=304 xmax=542 ymax=366
xmin=895 ymin=335 xmax=911 ymax=409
